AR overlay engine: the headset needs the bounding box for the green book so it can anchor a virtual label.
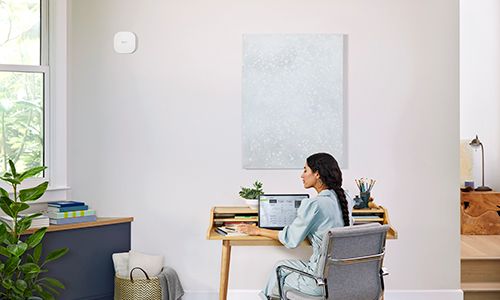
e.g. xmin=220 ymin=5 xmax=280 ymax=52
xmin=46 ymin=209 xmax=96 ymax=219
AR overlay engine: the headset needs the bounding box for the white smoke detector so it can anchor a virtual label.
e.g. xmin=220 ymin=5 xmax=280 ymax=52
xmin=114 ymin=31 xmax=137 ymax=54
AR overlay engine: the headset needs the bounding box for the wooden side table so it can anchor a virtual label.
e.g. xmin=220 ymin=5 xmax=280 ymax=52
xmin=461 ymin=192 xmax=500 ymax=234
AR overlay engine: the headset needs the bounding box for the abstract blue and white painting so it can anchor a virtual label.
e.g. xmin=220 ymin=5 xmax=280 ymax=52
xmin=242 ymin=34 xmax=346 ymax=169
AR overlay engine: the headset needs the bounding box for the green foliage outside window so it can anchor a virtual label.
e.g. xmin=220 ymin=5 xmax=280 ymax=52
xmin=0 ymin=0 xmax=44 ymax=174
xmin=0 ymin=72 xmax=44 ymax=174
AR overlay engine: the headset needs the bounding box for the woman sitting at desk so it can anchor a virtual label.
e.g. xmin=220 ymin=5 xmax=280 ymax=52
xmin=237 ymin=152 xmax=352 ymax=299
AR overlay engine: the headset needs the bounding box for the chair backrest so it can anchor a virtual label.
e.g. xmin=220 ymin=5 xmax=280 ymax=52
xmin=316 ymin=223 xmax=389 ymax=300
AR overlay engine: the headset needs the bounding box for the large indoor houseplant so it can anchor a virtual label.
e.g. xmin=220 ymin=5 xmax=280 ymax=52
xmin=0 ymin=160 xmax=68 ymax=300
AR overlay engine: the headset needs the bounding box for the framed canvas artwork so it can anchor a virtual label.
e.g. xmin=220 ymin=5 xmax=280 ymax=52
xmin=242 ymin=34 xmax=346 ymax=169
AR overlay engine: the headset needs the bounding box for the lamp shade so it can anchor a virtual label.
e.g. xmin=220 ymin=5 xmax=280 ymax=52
xmin=469 ymin=135 xmax=481 ymax=147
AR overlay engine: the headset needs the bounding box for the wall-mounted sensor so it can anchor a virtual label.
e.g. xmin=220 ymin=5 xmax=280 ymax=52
xmin=114 ymin=31 xmax=137 ymax=54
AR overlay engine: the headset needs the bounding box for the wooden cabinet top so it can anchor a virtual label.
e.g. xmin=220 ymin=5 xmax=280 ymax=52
xmin=23 ymin=217 xmax=134 ymax=235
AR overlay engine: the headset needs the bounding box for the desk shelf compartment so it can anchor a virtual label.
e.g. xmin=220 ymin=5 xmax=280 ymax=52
xmin=214 ymin=220 xmax=258 ymax=228
xmin=352 ymin=209 xmax=385 ymax=225
xmin=213 ymin=207 xmax=259 ymax=227
xmin=208 ymin=206 xmax=397 ymax=240
xmin=352 ymin=207 xmax=397 ymax=238
xmin=353 ymin=208 xmax=384 ymax=225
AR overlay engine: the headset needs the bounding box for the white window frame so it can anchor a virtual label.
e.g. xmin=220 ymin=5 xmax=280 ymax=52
xmin=0 ymin=0 xmax=69 ymax=202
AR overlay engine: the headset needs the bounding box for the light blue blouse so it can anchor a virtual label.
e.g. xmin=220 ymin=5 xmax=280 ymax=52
xmin=277 ymin=189 xmax=352 ymax=273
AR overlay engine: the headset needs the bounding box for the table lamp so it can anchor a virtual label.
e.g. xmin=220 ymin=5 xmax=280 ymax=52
xmin=469 ymin=135 xmax=492 ymax=191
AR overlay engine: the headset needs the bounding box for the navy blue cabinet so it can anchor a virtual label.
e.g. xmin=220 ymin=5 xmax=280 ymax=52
xmin=37 ymin=218 xmax=132 ymax=300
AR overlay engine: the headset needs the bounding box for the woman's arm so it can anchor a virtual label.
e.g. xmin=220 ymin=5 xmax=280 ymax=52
xmin=237 ymin=224 xmax=280 ymax=241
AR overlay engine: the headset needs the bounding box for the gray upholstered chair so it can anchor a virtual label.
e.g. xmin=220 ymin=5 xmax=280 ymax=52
xmin=276 ymin=223 xmax=389 ymax=300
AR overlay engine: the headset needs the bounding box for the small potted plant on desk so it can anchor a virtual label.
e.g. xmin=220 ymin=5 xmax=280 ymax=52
xmin=239 ymin=181 xmax=264 ymax=210
xmin=0 ymin=160 xmax=68 ymax=300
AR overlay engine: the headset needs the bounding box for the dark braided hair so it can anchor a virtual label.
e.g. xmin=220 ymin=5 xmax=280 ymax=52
xmin=306 ymin=153 xmax=350 ymax=227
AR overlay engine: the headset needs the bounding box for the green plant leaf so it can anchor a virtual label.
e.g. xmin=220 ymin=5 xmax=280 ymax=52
xmin=8 ymin=293 xmax=23 ymax=300
xmin=15 ymin=280 xmax=27 ymax=292
xmin=0 ymin=195 xmax=14 ymax=205
xmin=0 ymin=196 xmax=15 ymax=218
xmin=15 ymin=214 xmax=44 ymax=234
xmin=0 ymin=246 xmax=11 ymax=257
xmin=0 ymin=222 xmax=8 ymax=234
xmin=24 ymin=272 xmax=37 ymax=283
xmin=0 ymin=223 xmax=8 ymax=240
xmin=26 ymin=254 xmax=35 ymax=263
xmin=2 ymin=278 xmax=13 ymax=289
xmin=10 ymin=202 xmax=30 ymax=216
xmin=33 ymin=243 xmax=42 ymax=263
xmin=0 ymin=219 xmax=13 ymax=232
xmin=40 ymin=278 xmax=64 ymax=290
xmin=40 ymin=283 xmax=60 ymax=296
xmin=7 ymin=242 xmax=28 ymax=257
xmin=8 ymin=160 xmax=17 ymax=178
xmin=44 ymin=248 xmax=68 ymax=264
xmin=38 ymin=289 xmax=55 ymax=300
xmin=18 ymin=213 xmax=43 ymax=227
xmin=18 ymin=166 xmax=46 ymax=181
xmin=5 ymin=233 xmax=17 ymax=244
xmin=3 ymin=172 xmax=12 ymax=178
xmin=0 ymin=177 xmax=21 ymax=185
xmin=0 ymin=187 xmax=9 ymax=197
xmin=26 ymin=227 xmax=47 ymax=249
xmin=5 ymin=256 xmax=21 ymax=274
xmin=16 ymin=218 xmax=32 ymax=234
xmin=239 ymin=181 xmax=264 ymax=199
xmin=19 ymin=263 xmax=40 ymax=275
xmin=19 ymin=182 xmax=49 ymax=202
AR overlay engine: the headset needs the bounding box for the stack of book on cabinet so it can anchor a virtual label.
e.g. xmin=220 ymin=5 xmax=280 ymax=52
xmin=0 ymin=214 xmax=49 ymax=229
xmin=46 ymin=201 xmax=97 ymax=225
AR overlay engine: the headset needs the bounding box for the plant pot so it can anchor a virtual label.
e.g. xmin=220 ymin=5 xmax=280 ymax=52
xmin=244 ymin=199 xmax=258 ymax=209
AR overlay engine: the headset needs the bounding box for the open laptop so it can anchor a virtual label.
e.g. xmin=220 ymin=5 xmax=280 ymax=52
xmin=258 ymin=194 xmax=309 ymax=230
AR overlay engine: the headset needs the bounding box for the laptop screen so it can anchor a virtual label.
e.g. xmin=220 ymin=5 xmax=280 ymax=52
xmin=258 ymin=194 xmax=309 ymax=230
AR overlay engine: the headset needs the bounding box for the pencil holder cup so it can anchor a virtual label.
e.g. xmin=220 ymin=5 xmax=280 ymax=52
xmin=359 ymin=192 xmax=370 ymax=209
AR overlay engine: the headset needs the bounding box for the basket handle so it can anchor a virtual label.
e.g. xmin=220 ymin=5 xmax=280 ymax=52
xmin=129 ymin=267 xmax=150 ymax=282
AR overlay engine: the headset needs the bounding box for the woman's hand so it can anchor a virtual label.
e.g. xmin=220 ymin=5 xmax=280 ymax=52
xmin=236 ymin=224 xmax=261 ymax=236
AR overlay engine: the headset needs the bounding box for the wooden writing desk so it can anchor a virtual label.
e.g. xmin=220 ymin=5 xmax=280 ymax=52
xmin=206 ymin=206 xmax=397 ymax=300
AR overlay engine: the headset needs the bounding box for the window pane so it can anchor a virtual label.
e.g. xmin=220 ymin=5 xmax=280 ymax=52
xmin=0 ymin=0 xmax=41 ymax=65
xmin=0 ymin=71 xmax=44 ymax=173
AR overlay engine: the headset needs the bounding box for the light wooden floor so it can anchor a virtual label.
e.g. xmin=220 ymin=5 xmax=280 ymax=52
xmin=461 ymin=235 xmax=500 ymax=258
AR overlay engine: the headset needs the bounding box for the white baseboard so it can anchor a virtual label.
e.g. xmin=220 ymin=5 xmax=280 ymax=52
xmin=183 ymin=290 xmax=255 ymax=300
xmin=183 ymin=289 xmax=463 ymax=300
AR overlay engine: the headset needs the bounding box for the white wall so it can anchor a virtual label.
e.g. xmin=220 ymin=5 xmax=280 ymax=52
xmin=460 ymin=0 xmax=500 ymax=191
xmin=68 ymin=0 xmax=460 ymax=295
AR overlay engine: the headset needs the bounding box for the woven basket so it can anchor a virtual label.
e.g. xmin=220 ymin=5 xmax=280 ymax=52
xmin=114 ymin=267 xmax=162 ymax=300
